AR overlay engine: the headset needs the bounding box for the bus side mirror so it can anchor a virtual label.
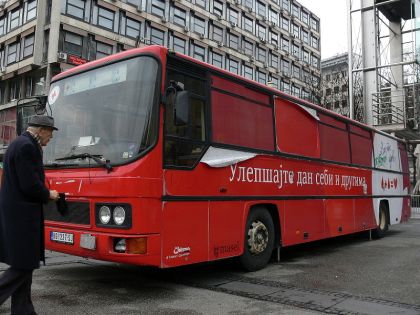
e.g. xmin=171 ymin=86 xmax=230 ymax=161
xmin=16 ymin=96 xmax=47 ymax=135
xmin=174 ymin=91 xmax=190 ymax=126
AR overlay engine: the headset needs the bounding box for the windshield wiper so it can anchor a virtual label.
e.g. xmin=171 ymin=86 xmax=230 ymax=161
xmin=55 ymin=153 xmax=113 ymax=173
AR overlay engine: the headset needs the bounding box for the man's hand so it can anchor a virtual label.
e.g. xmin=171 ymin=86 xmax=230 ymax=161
xmin=49 ymin=190 xmax=59 ymax=201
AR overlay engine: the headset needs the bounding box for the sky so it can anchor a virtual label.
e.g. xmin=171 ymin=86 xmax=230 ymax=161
xmin=297 ymin=0 xmax=348 ymax=59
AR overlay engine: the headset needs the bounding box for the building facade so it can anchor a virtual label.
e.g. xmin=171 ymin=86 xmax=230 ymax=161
xmin=0 ymin=0 xmax=321 ymax=155
xmin=320 ymin=53 xmax=350 ymax=117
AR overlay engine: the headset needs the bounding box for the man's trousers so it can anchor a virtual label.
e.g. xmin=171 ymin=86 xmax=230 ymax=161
xmin=0 ymin=267 xmax=36 ymax=315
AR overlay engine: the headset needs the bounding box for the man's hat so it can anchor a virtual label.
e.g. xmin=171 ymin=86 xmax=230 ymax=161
xmin=28 ymin=115 xmax=58 ymax=130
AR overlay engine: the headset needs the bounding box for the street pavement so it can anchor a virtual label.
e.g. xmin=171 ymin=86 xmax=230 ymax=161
xmin=1 ymin=219 xmax=420 ymax=314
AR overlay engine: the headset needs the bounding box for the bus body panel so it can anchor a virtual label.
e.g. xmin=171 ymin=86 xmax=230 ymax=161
xmin=40 ymin=45 xmax=410 ymax=269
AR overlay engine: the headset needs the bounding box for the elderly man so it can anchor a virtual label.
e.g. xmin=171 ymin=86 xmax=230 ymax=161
xmin=0 ymin=115 xmax=59 ymax=315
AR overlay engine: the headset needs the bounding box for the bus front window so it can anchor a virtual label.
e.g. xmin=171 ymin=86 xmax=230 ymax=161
xmin=43 ymin=56 xmax=159 ymax=166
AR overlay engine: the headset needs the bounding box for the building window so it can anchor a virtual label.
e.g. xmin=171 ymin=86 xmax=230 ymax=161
xmin=64 ymin=31 xmax=83 ymax=56
xmin=192 ymin=43 xmax=205 ymax=61
xmin=302 ymin=70 xmax=310 ymax=82
xmin=256 ymin=1 xmax=266 ymax=18
xmin=244 ymin=64 xmax=253 ymax=79
xmin=66 ymin=0 xmax=85 ymax=20
xmin=9 ymin=8 xmax=21 ymax=30
xmin=228 ymin=32 xmax=239 ymax=50
xmin=256 ymin=70 xmax=266 ymax=84
xmin=256 ymin=22 xmax=265 ymax=40
xmin=292 ymin=3 xmax=300 ymax=18
xmin=281 ymin=16 xmax=289 ymax=31
xmin=270 ymin=31 xmax=279 ymax=47
xmin=281 ymin=58 xmax=290 ymax=74
xmin=151 ymin=0 xmax=165 ymax=17
xmin=150 ymin=27 xmax=165 ymax=45
xmin=302 ymin=30 xmax=309 ymax=44
xmin=302 ymin=49 xmax=309 ymax=64
xmin=334 ymin=101 xmax=340 ymax=108
xmin=173 ymin=36 xmax=186 ymax=54
xmin=291 ymin=23 xmax=299 ymax=38
xmin=195 ymin=0 xmax=206 ymax=9
xmin=96 ymin=41 xmax=113 ymax=59
xmin=173 ymin=6 xmax=186 ymax=26
xmin=243 ymin=15 xmax=253 ymax=33
xmin=228 ymin=57 xmax=239 ymax=74
xmin=256 ymin=45 xmax=266 ymax=62
xmin=270 ymin=52 xmax=279 ymax=69
xmin=281 ymin=0 xmax=289 ymax=11
xmin=193 ymin=15 xmax=206 ymax=35
xmin=0 ymin=17 xmax=5 ymax=36
xmin=292 ymin=64 xmax=300 ymax=79
xmin=342 ymin=99 xmax=348 ymax=107
xmin=302 ymin=11 xmax=309 ymax=24
xmin=210 ymin=51 xmax=223 ymax=68
xmin=291 ymin=85 xmax=300 ymax=97
xmin=244 ymin=0 xmax=253 ymax=10
xmin=243 ymin=38 xmax=253 ymax=56
xmin=7 ymin=42 xmax=19 ymax=65
xmin=127 ymin=0 xmax=141 ymax=6
xmin=228 ymin=8 xmax=238 ymax=25
xmin=326 ymin=88 xmax=331 ymax=96
xmin=213 ymin=0 xmax=223 ymax=17
xmin=125 ymin=17 xmax=141 ymax=39
xmin=22 ymin=34 xmax=35 ymax=58
xmin=292 ymin=43 xmax=300 ymax=58
xmin=281 ymin=37 xmax=289 ymax=53
xmin=268 ymin=75 xmax=279 ymax=88
xmin=311 ymin=17 xmax=319 ymax=32
xmin=97 ymin=6 xmax=114 ymax=30
xmin=269 ymin=9 xmax=278 ymax=25
xmin=26 ymin=0 xmax=37 ymax=21
xmin=211 ymin=23 xmax=223 ymax=42
xmin=342 ymin=84 xmax=348 ymax=92
xmin=311 ymin=35 xmax=319 ymax=49
xmin=282 ymin=81 xmax=290 ymax=94
xmin=0 ymin=107 xmax=17 ymax=144
xmin=311 ymin=55 xmax=319 ymax=68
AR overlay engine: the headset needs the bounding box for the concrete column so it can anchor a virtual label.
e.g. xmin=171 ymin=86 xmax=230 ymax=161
xmin=361 ymin=0 xmax=378 ymax=126
xmin=389 ymin=19 xmax=404 ymax=126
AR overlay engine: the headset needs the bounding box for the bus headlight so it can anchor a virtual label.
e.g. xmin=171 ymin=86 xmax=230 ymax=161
xmin=99 ymin=206 xmax=111 ymax=224
xmin=95 ymin=203 xmax=132 ymax=229
xmin=113 ymin=206 xmax=126 ymax=225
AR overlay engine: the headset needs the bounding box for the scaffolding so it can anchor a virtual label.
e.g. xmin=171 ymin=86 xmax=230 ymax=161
xmin=348 ymin=0 xmax=420 ymax=140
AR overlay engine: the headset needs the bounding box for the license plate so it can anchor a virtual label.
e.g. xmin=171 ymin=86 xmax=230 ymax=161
xmin=50 ymin=231 xmax=74 ymax=245
xmin=80 ymin=234 xmax=96 ymax=250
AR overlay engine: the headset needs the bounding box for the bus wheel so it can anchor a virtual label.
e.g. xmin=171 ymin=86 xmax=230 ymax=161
xmin=372 ymin=202 xmax=389 ymax=239
xmin=239 ymin=207 xmax=275 ymax=271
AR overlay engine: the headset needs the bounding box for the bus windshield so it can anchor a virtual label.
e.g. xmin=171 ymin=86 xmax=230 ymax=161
xmin=43 ymin=56 xmax=159 ymax=167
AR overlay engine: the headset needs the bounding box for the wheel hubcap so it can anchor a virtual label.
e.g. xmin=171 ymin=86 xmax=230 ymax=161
xmin=247 ymin=220 xmax=269 ymax=255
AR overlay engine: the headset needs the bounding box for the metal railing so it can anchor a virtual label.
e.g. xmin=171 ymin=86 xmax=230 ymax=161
xmin=411 ymin=195 xmax=420 ymax=219
xmin=372 ymin=89 xmax=406 ymax=126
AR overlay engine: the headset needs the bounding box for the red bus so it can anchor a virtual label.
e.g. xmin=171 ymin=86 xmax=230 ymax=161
xmin=42 ymin=45 xmax=410 ymax=271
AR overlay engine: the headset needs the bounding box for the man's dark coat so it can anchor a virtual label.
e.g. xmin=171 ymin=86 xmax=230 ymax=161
xmin=0 ymin=131 xmax=50 ymax=269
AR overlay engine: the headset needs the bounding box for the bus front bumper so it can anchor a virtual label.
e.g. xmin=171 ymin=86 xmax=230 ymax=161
xmin=45 ymin=226 xmax=161 ymax=267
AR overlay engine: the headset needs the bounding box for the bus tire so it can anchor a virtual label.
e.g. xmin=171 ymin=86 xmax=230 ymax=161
xmin=239 ymin=206 xmax=275 ymax=271
xmin=372 ymin=202 xmax=389 ymax=239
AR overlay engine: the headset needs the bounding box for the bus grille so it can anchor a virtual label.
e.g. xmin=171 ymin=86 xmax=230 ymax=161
xmin=44 ymin=201 xmax=90 ymax=225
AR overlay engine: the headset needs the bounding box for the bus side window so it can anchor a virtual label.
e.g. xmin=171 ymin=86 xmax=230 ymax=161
xmin=164 ymin=69 xmax=207 ymax=168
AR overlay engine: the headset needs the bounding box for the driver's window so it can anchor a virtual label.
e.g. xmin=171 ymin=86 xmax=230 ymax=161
xmin=164 ymin=65 xmax=207 ymax=168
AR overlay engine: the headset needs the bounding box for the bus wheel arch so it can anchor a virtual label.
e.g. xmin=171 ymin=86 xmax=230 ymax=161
xmin=239 ymin=204 xmax=279 ymax=271
xmin=372 ymin=200 xmax=390 ymax=239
